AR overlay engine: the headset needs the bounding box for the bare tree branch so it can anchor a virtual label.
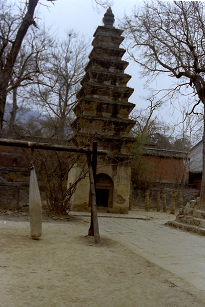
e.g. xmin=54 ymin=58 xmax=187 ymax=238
xmin=121 ymin=0 xmax=205 ymax=207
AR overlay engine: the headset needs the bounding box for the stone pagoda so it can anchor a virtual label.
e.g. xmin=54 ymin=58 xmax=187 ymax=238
xmin=68 ymin=7 xmax=136 ymax=213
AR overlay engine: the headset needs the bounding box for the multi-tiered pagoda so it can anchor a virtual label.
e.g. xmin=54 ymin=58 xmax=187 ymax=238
xmin=68 ymin=7 xmax=135 ymax=213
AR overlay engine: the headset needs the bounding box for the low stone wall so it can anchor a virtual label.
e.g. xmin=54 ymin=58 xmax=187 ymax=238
xmin=131 ymin=187 xmax=199 ymax=212
xmin=0 ymin=183 xmax=28 ymax=209
xmin=165 ymin=198 xmax=205 ymax=236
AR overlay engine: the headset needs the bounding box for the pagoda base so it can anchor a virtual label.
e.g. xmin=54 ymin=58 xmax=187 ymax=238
xmin=68 ymin=155 xmax=131 ymax=214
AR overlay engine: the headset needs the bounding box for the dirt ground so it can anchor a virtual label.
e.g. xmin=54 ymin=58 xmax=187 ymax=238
xmin=0 ymin=209 xmax=205 ymax=307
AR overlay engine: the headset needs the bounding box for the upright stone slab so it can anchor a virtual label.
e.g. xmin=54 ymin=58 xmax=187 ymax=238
xmin=68 ymin=8 xmax=135 ymax=213
xmin=29 ymin=166 xmax=42 ymax=239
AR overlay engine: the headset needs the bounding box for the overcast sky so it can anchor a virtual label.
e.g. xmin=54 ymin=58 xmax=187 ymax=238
xmin=36 ymin=0 xmax=191 ymax=132
xmin=38 ymin=1 xmax=162 ymax=107
xmin=39 ymin=0 xmax=139 ymax=37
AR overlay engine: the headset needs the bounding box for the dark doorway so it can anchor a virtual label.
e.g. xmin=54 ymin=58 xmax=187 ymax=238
xmin=95 ymin=173 xmax=113 ymax=208
xmin=96 ymin=188 xmax=109 ymax=207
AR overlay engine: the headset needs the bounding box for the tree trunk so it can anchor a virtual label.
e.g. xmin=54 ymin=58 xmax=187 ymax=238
xmin=0 ymin=87 xmax=7 ymax=136
xmin=0 ymin=0 xmax=39 ymax=136
xmin=200 ymin=104 xmax=205 ymax=209
xmin=57 ymin=114 xmax=66 ymax=137
xmin=9 ymin=87 xmax=18 ymax=136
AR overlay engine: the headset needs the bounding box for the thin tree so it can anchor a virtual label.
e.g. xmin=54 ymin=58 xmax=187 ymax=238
xmin=122 ymin=1 xmax=205 ymax=208
xmin=0 ymin=0 xmax=53 ymax=135
xmin=31 ymin=31 xmax=88 ymax=138
xmin=6 ymin=28 xmax=52 ymax=136
xmin=0 ymin=0 xmax=111 ymax=136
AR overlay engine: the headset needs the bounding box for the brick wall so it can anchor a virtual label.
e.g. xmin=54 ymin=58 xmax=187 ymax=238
xmin=0 ymin=184 xmax=20 ymax=209
xmin=0 ymin=146 xmax=29 ymax=168
xmin=140 ymin=155 xmax=187 ymax=184
xmin=0 ymin=183 xmax=29 ymax=209
xmin=131 ymin=186 xmax=199 ymax=210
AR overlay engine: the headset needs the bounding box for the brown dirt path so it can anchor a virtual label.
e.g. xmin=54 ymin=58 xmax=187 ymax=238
xmin=0 ymin=214 xmax=205 ymax=307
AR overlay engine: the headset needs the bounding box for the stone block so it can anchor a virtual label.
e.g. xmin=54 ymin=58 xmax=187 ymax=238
xmin=192 ymin=218 xmax=201 ymax=227
xmin=192 ymin=210 xmax=203 ymax=218
xmin=200 ymin=220 xmax=205 ymax=228
xmin=176 ymin=215 xmax=183 ymax=222
xmin=0 ymin=184 xmax=20 ymax=209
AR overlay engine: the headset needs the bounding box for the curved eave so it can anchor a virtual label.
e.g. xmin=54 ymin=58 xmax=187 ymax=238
xmin=76 ymin=82 xmax=134 ymax=100
xmin=80 ymin=69 xmax=131 ymax=86
xmin=71 ymin=115 xmax=135 ymax=127
xmin=93 ymin=26 xmax=123 ymax=37
xmin=89 ymin=46 xmax=126 ymax=60
xmin=85 ymin=57 xmax=129 ymax=72
xmin=72 ymin=132 xmax=136 ymax=142
xmin=74 ymin=96 xmax=135 ymax=111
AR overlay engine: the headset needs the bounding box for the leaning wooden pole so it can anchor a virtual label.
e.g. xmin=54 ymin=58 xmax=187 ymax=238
xmin=87 ymin=150 xmax=100 ymax=244
xmin=88 ymin=142 xmax=97 ymax=236
xmin=0 ymin=138 xmax=107 ymax=155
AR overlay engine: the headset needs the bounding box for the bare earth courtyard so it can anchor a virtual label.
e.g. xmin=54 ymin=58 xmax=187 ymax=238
xmin=0 ymin=210 xmax=205 ymax=307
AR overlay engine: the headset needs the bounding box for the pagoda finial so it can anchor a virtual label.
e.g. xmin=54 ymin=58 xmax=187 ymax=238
xmin=102 ymin=7 xmax=115 ymax=27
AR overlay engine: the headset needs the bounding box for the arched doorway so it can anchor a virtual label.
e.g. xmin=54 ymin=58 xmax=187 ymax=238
xmin=96 ymin=173 xmax=113 ymax=207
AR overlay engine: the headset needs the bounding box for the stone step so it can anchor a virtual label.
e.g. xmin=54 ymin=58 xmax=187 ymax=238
xmin=176 ymin=215 xmax=205 ymax=228
xmin=165 ymin=220 xmax=205 ymax=236
xmin=192 ymin=210 xmax=205 ymax=219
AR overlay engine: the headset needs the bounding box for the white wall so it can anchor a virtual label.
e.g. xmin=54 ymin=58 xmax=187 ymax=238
xmin=189 ymin=140 xmax=203 ymax=173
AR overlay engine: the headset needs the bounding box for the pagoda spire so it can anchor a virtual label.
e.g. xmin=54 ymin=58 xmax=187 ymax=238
xmin=102 ymin=7 xmax=115 ymax=27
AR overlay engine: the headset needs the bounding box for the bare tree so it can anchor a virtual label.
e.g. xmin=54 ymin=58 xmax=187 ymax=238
xmin=131 ymin=95 xmax=163 ymax=136
xmin=6 ymin=28 xmax=52 ymax=136
xmin=122 ymin=1 xmax=205 ymax=207
xmin=0 ymin=0 xmax=50 ymax=135
xmin=32 ymin=150 xmax=88 ymax=215
xmin=0 ymin=0 xmax=111 ymax=136
xmin=30 ymin=31 xmax=88 ymax=137
xmin=174 ymin=100 xmax=203 ymax=148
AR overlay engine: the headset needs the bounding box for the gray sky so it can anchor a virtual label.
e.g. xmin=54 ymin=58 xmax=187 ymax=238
xmin=39 ymin=0 xmax=139 ymax=37
xmin=37 ymin=0 xmax=196 ymax=136
xmin=38 ymin=1 xmax=157 ymax=108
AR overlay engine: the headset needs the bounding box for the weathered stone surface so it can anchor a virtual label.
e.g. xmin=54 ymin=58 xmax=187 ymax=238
xmin=74 ymin=98 xmax=134 ymax=119
xmin=0 ymin=184 xmax=20 ymax=208
xmin=29 ymin=168 xmax=42 ymax=240
xmin=102 ymin=7 xmax=115 ymax=27
xmin=166 ymin=198 xmax=205 ymax=236
xmin=166 ymin=220 xmax=205 ymax=236
xmin=68 ymin=8 xmax=135 ymax=213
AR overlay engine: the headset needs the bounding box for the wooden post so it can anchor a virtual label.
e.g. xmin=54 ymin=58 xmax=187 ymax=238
xmin=170 ymin=190 xmax=176 ymax=214
xmin=0 ymin=138 xmax=107 ymax=156
xmin=162 ymin=191 xmax=167 ymax=213
xmin=179 ymin=191 xmax=183 ymax=210
xmin=87 ymin=150 xmax=100 ymax=244
xmin=145 ymin=190 xmax=150 ymax=211
xmin=88 ymin=142 xmax=97 ymax=237
xmin=92 ymin=142 xmax=97 ymax=182
xmin=157 ymin=191 xmax=160 ymax=212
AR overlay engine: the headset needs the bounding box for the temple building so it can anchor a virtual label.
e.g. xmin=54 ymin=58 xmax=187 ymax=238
xmin=68 ymin=7 xmax=135 ymax=213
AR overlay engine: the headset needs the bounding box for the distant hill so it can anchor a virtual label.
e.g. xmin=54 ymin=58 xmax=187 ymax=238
xmin=4 ymin=103 xmax=45 ymax=123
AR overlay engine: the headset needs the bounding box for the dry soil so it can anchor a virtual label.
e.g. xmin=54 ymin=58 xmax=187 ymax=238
xmin=0 ymin=210 xmax=205 ymax=307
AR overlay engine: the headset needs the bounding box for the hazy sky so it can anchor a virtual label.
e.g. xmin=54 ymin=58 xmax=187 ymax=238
xmin=38 ymin=1 xmax=160 ymax=109
xmin=38 ymin=0 xmax=139 ymax=37
xmin=37 ymin=0 xmax=190 ymax=130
